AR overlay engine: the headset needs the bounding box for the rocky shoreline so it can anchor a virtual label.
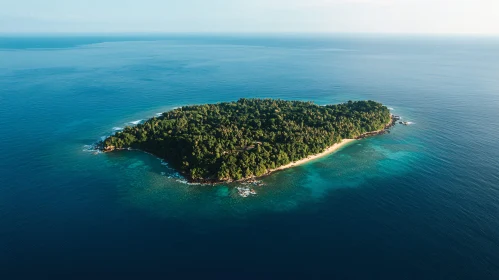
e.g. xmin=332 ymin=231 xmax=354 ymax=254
xmin=355 ymin=115 xmax=399 ymax=140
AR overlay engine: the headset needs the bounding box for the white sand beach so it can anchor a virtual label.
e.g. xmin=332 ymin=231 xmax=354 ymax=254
xmin=269 ymin=139 xmax=356 ymax=173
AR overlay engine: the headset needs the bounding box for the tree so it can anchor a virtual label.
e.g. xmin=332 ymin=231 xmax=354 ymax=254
xmin=103 ymin=99 xmax=391 ymax=182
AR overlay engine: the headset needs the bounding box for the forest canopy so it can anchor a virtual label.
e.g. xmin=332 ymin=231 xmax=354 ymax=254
xmin=103 ymin=99 xmax=391 ymax=182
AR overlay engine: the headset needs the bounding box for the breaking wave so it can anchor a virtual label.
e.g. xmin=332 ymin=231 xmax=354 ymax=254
xmin=82 ymin=144 xmax=101 ymax=153
xmin=127 ymin=120 xmax=143 ymax=125
xmin=175 ymin=178 xmax=202 ymax=185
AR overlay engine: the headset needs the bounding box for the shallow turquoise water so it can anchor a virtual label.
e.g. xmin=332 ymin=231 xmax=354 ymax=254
xmin=1 ymin=35 xmax=499 ymax=279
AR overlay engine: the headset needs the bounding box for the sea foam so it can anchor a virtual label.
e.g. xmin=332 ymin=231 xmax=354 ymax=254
xmin=82 ymin=145 xmax=101 ymax=153
xmin=128 ymin=120 xmax=143 ymax=125
xmin=175 ymin=179 xmax=201 ymax=186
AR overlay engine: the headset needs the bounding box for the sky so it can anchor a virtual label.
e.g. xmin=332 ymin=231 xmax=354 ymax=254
xmin=1 ymin=0 xmax=498 ymax=34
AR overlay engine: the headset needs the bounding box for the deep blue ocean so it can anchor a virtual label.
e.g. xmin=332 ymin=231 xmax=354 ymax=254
xmin=1 ymin=34 xmax=499 ymax=279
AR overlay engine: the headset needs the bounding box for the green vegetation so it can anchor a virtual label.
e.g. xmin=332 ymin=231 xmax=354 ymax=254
xmin=103 ymin=99 xmax=391 ymax=182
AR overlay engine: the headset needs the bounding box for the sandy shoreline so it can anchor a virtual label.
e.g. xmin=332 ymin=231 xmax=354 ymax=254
xmin=263 ymin=116 xmax=396 ymax=176
xmin=268 ymin=139 xmax=356 ymax=173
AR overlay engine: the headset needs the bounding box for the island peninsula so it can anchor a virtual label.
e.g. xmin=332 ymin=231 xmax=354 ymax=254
xmin=102 ymin=99 xmax=394 ymax=183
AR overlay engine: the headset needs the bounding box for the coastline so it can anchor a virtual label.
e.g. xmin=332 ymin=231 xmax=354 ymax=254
xmin=101 ymin=116 xmax=396 ymax=184
xmin=101 ymin=139 xmax=356 ymax=184
xmin=266 ymin=139 xmax=356 ymax=174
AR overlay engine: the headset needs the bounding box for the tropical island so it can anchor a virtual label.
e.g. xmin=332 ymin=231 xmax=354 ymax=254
xmin=101 ymin=99 xmax=393 ymax=183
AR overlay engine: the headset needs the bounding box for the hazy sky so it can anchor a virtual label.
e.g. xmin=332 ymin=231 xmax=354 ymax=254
xmin=1 ymin=0 xmax=498 ymax=34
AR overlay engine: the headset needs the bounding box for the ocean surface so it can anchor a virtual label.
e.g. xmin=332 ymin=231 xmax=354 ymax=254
xmin=1 ymin=34 xmax=499 ymax=279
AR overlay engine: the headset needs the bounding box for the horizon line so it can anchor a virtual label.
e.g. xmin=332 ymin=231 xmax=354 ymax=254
xmin=1 ymin=31 xmax=499 ymax=38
